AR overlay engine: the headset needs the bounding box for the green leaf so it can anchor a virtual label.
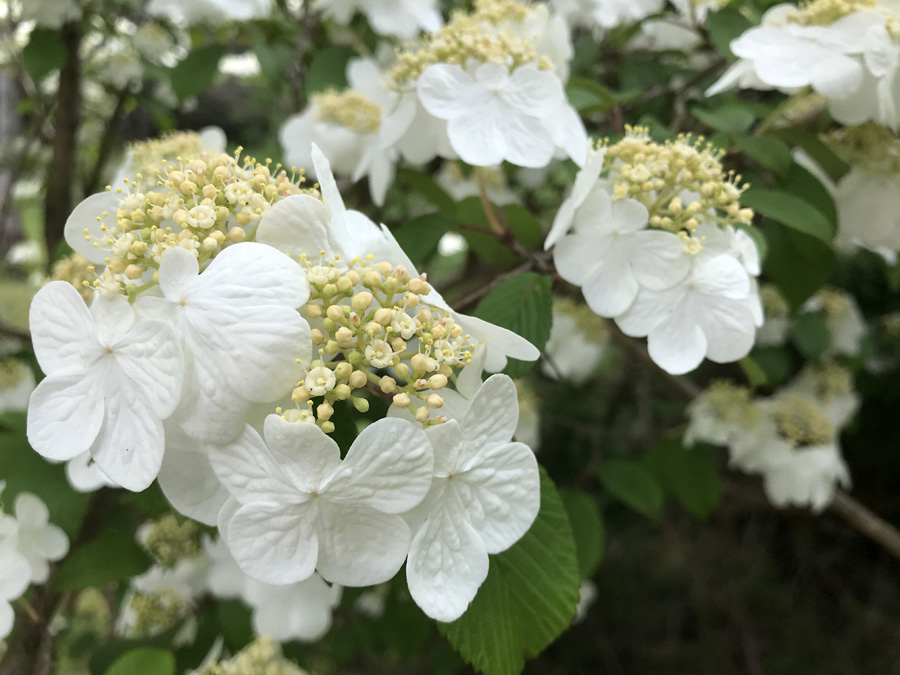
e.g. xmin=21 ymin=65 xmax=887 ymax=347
xmin=55 ymin=532 xmax=152 ymax=591
xmin=763 ymin=222 xmax=836 ymax=307
xmin=253 ymin=43 xmax=294 ymax=84
xmin=706 ymin=8 xmax=753 ymax=59
xmin=23 ymin=29 xmax=67 ymax=81
xmin=170 ymin=45 xmax=226 ymax=100
xmin=739 ymin=356 xmax=768 ymax=388
xmin=305 ymin=46 xmax=354 ymax=97
xmin=691 ymin=106 xmax=756 ymax=135
xmin=0 ymin=412 xmax=89 ymax=538
xmin=395 ymin=168 xmax=456 ymax=213
xmin=790 ymin=311 xmax=830 ymax=360
xmin=597 ymin=459 xmax=664 ymax=519
xmin=392 ymin=212 xmax=456 ymax=266
xmin=736 ymin=136 xmax=793 ymax=176
xmin=772 ymin=127 xmax=850 ymax=182
xmin=105 ymin=648 xmax=175 ymax=675
xmin=741 ymin=188 xmax=835 ymax=243
xmin=565 ymin=77 xmax=615 ymax=113
xmin=751 ymin=347 xmax=794 ymax=386
xmin=651 ymin=442 xmax=721 ymax=519
xmin=561 ymin=490 xmax=604 ymax=578
xmin=473 ymin=273 xmax=552 ymax=378
xmin=440 ymin=468 xmax=580 ymax=675
xmin=784 ymin=162 xmax=838 ymax=230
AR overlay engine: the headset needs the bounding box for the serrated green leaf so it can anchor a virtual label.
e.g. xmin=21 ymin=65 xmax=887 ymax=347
xmin=105 ymin=648 xmax=175 ymax=675
xmin=305 ymin=46 xmax=354 ymax=97
xmin=736 ymin=136 xmax=793 ymax=176
xmin=473 ymin=273 xmax=552 ymax=378
xmin=561 ymin=490 xmax=604 ymax=578
xmin=23 ymin=29 xmax=67 ymax=81
xmin=707 ymin=8 xmax=753 ymax=60
xmin=55 ymin=532 xmax=152 ymax=591
xmin=170 ymin=45 xmax=226 ymax=100
xmin=440 ymin=468 xmax=580 ymax=675
xmin=652 ymin=442 xmax=722 ymax=519
xmin=791 ymin=311 xmax=830 ymax=360
xmin=692 ymin=106 xmax=756 ymax=135
xmin=763 ymin=222 xmax=836 ymax=307
xmin=741 ymin=188 xmax=835 ymax=243
xmin=597 ymin=459 xmax=664 ymax=519
xmin=566 ymin=77 xmax=615 ymax=113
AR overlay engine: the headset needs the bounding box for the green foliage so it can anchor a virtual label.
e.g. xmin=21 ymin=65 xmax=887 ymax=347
xmin=741 ymin=188 xmax=835 ymax=244
xmin=566 ymin=77 xmax=616 ymax=113
xmin=393 ymin=212 xmax=456 ymax=267
xmin=22 ymin=29 xmax=67 ymax=81
xmin=54 ymin=532 xmax=152 ymax=591
xmin=773 ymin=127 xmax=850 ymax=182
xmin=763 ymin=223 xmax=836 ymax=307
xmin=170 ymin=45 xmax=226 ymax=100
xmin=105 ymin=649 xmax=175 ymax=675
xmin=647 ymin=441 xmax=722 ymax=520
xmin=736 ymin=136 xmax=793 ymax=176
xmin=706 ymin=8 xmax=754 ymax=59
xmin=474 ymin=273 xmax=553 ymax=377
xmin=440 ymin=468 xmax=580 ymax=675
xmin=790 ymin=312 xmax=830 ymax=360
xmin=692 ymin=105 xmax=757 ymax=135
xmin=561 ymin=490 xmax=605 ymax=578
xmin=305 ymin=46 xmax=354 ymax=96
xmin=597 ymin=459 xmax=664 ymax=519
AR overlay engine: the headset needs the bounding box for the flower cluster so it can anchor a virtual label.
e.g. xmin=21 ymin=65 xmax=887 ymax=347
xmin=0 ymin=488 xmax=69 ymax=640
xmin=313 ymin=0 xmax=442 ymax=39
xmin=546 ymin=129 xmax=762 ymax=375
xmin=708 ymin=0 xmax=900 ymax=130
xmin=281 ymin=0 xmax=586 ymax=204
xmin=195 ymin=637 xmax=307 ymax=675
xmin=687 ymin=362 xmax=859 ymax=511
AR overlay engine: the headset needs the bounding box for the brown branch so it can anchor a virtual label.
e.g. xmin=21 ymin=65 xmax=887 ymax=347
xmin=450 ymin=260 xmax=535 ymax=312
xmin=42 ymin=22 xmax=83 ymax=265
xmin=83 ymin=88 xmax=130 ymax=195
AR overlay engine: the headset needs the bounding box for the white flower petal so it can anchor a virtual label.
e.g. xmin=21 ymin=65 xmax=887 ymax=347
xmin=446 ymin=106 xmax=507 ymax=167
xmin=502 ymin=111 xmax=556 ymax=168
xmin=262 ymin=415 xmax=342 ymax=495
xmin=503 ymin=66 xmax=564 ymax=117
xmin=65 ymin=451 xmax=113 ymax=492
xmin=582 ymin=256 xmax=638 ymax=317
xmin=255 ymin=194 xmax=334 ymax=258
xmin=63 ymin=191 xmax=121 ymax=264
xmin=157 ymin=246 xmax=200 ymax=300
xmin=647 ymin=311 xmax=707 ymax=375
xmin=211 ymin=424 xmax=304 ymax=503
xmin=30 ymin=282 xmax=100 ymax=375
xmin=417 ymin=64 xmax=493 ymax=119
xmin=460 ymin=374 xmax=519 ymax=455
xmin=113 ymin=319 xmax=184 ymax=418
xmin=630 ymin=231 xmax=691 ymax=290
xmin=27 ymin=372 xmax=104 ymax=462
xmin=158 ymin=427 xmax=228 ymax=526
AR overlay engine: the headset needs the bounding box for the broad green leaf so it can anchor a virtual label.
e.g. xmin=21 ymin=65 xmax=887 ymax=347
xmin=561 ymin=490 xmax=604 ymax=578
xmin=763 ymin=222 xmax=836 ymax=307
xmin=105 ymin=648 xmax=175 ymax=675
xmin=566 ymin=77 xmax=615 ymax=113
xmin=253 ymin=42 xmax=294 ymax=84
xmin=741 ymin=188 xmax=835 ymax=243
xmin=392 ymin=212 xmax=455 ymax=267
xmin=739 ymin=356 xmax=768 ymax=387
xmin=395 ymin=168 xmax=456 ymax=213
xmin=773 ymin=127 xmax=850 ymax=182
xmin=649 ymin=441 xmax=721 ymax=520
xmin=170 ymin=45 xmax=226 ymax=100
xmin=597 ymin=458 xmax=664 ymax=519
xmin=0 ymin=412 xmax=89 ymax=538
xmin=750 ymin=346 xmax=795 ymax=386
xmin=692 ymin=106 xmax=756 ymax=135
xmin=23 ymin=29 xmax=67 ymax=81
xmin=474 ymin=273 xmax=553 ymax=378
xmin=55 ymin=532 xmax=152 ymax=591
xmin=440 ymin=468 xmax=580 ymax=675
xmin=707 ymin=8 xmax=753 ymax=59
xmin=305 ymin=46 xmax=354 ymax=96
xmin=736 ymin=136 xmax=793 ymax=176
xmin=784 ymin=162 xmax=838 ymax=230
xmin=791 ymin=311 xmax=830 ymax=360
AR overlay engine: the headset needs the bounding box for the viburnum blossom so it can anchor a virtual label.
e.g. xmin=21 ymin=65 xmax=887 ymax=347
xmin=19 ymin=0 xmax=81 ymax=28
xmin=313 ymin=0 xmax=443 ymax=39
xmin=801 ymin=287 xmax=867 ymax=357
xmin=27 ymin=284 xmax=184 ymax=491
xmin=212 ymin=416 xmax=434 ymax=587
xmin=542 ymin=299 xmax=608 ymax=384
xmin=12 ymin=493 xmax=69 ymax=584
xmin=403 ymin=375 xmax=540 ymax=622
xmin=146 ymin=0 xmax=272 ymax=25
xmin=0 ymin=515 xmax=30 ymax=641
xmin=551 ymin=0 xmax=664 ymax=30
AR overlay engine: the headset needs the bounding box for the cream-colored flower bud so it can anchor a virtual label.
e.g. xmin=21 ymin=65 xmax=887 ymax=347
xmin=352 ymin=291 xmax=373 ymax=313
xmin=431 ymin=324 xmax=446 ymax=339
xmin=227 ymin=227 xmax=245 ymax=242
xmin=330 ymin=363 xmax=350 ymax=381
xmin=202 ymin=184 xmax=218 ymax=200
xmin=125 ymin=264 xmax=143 ymax=279
xmin=383 ymin=276 xmax=398 ymax=293
xmin=345 ymin=270 xmax=360 ymax=285
xmin=352 ymin=397 xmax=369 ymax=413
xmin=392 ymin=392 xmax=411 ymax=408
xmin=180 ymin=180 xmax=198 ymax=194
xmin=394 ymin=265 xmax=409 ymax=281
xmin=374 ymin=308 xmax=392 ymax=326
xmin=405 ymin=293 xmax=420 ymax=308
xmin=201 ymin=237 xmax=217 ymax=253
xmin=379 ymin=376 xmax=397 ymax=393
xmin=450 ymin=325 xmax=463 ymax=338
xmin=173 ymin=209 xmax=189 ymax=228
xmin=292 ymin=386 xmax=310 ymax=403
xmin=415 ymin=406 xmax=430 ymax=423
xmin=377 ymin=261 xmax=393 ymax=276
xmin=306 ymin=303 xmax=323 ymax=319
xmin=317 ymin=402 xmax=334 ymax=421
xmin=168 ymin=170 xmax=185 ymax=185
xmin=129 ymin=241 xmax=147 ymax=256
xmin=326 ymin=305 xmax=344 ymax=322
xmin=739 ymin=208 xmax=754 ymax=223
xmin=408 ymin=278 xmax=430 ymax=294
xmin=395 ymin=363 xmax=410 ymax=379
xmin=426 ymin=394 xmax=443 ymax=409
xmin=439 ymin=364 xmax=453 ymax=378
xmin=416 ymin=308 xmax=432 ymax=323
xmin=108 ymin=258 xmax=128 ymax=274
xmin=236 ymin=210 xmax=252 ymax=226
xmin=325 ymin=340 xmax=340 ymax=355
xmin=322 ymin=283 xmax=337 ymax=297
xmin=429 ymin=374 xmax=448 ymax=390
xmin=349 ymin=370 xmax=368 ymax=389
xmin=336 ymin=276 xmax=353 ymax=293
xmin=333 ymin=383 xmax=351 ymax=400
xmin=410 ymin=354 xmax=428 ymax=373
xmin=391 ymin=337 xmax=406 ymax=353
xmin=335 ymin=326 xmax=354 ymax=343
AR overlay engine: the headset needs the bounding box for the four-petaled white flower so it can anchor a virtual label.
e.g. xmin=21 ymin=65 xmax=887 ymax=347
xmin=12 ymin=493 xmax=69 ymax=584
xmin=213 ymin=416 xmax=434 ymax=587
xmin=314 ymin=0 xmax=442 ymax=39
xmin=27 ymin=283 xmax=184 ymax=491
xmin=244 ymin=574 xmax=342 ymax=642
xmin=417 ymin=63 xmax=567 ymax=168
xmin=136 ymin=243 xmax=311 ymax=445
xmin=405 ymin=374 xmax=540 ymax=622
xmin=0 ymin=516 xmax=31 ymax=640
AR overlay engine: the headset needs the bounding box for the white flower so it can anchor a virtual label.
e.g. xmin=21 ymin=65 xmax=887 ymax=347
xmin=365 ymin=340 xmax=395 ymax=369
xmin=417 ymin=62 xmax=568 ymax=168
xmin=314 ymin=0 xmax=442 ymax=39
xmin=305 ymin=366 xmax=337 ymax=397
xmin=541 ymin=308 xmax=606 ymax=385
xmin=157 ymin=425 xmax=229 ymax=526
xmin=118 ymin=557 xmax=209 ymax=637
xmin=244 ymin=575 xmax=341 ymax=642
xmin=0 ymin=359 xmax=35 ymax=413
xmin=802 ymin=289 xmax=866 ymax=357
xmin=553 ymin=192 xmax=691 ymax=317
xmin=65 ymin=451 xmax=115 ymax=493
xmin=213 ymin=416 xmax=434 ymax=587
xmin=19 ymin=0 xmax=81 ymax=28
xmin=544 ymin=145 xmax=606 ymax=249
xmin=12 ymin=493 xmax=68 ymax=584
xmin=146 ymin=0 xmax=272 ymax=24
xmin=593 ymin=0 xmax=665 ymax=29
xmin=761 ymin=443 xmax=851 ymax=512
xmin=0 ymin=517 xmax=31 ymax=640
xmin=256 ymin=144 xmax=540 ymax=373
xmin=135 ymin=243 xmax=311 ymax=445
xmin=27 ymin=284 xmax=184 ymax=491
xmin=405 ymin=375 xmax=540 ymax=622
xmin=616 ymin=251 xmax=757 ymax=375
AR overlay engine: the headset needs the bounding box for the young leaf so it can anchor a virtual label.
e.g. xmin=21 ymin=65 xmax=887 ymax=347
xmin=763 ymin=222 xmax=836 ymax=307
xmin=741 ymin=188 xmax=836 ymax=243
xmin=597 ymin=458 xmax=664 ymax=519
xmin=170 ymin=45 xmax=226 ymax=100
xmin=561 ymin=490 xmax=605 ymax=578
xmin=23 ymin=29 xmax=67 ymax=82
xmin=791 ymin=311 xmax=830 ymax=360
xmin=648 ymin=441 xmax=722 ymax=519
xmin=54 ymin=532 xmax=152 ymax=591
xmin=440 ymin=468 xmax=580 ymax=675
xmin=474 ymin=273 xmax=553 ymax=378
xmin=706 ymin=8 xmax=753 ymax=59
xmin=104 ymin=648 xmax=175 ymax=675
xmin=736 ymin=136 xmax=793 ymax=176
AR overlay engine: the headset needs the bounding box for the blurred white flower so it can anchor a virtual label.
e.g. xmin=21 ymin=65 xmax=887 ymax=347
xmin=802 ymin=287 xmax=866 ymax=357
xmin=0 ymin=516 xmax=30 ymax=641
xmin=542 ymin=302 xmax=608 ymax=385
xmin=0 ymin=359 xmax=35 ymax=413
xmin=314 ymin=0 xmax=442 ymax=39
xmin=19 ymin=0 xmax=80 ymax=28
xmin=12 ymin=493 xmax=68 ymax=584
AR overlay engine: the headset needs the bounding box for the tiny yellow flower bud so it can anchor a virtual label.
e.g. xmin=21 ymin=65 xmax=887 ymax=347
xmin=405 ymin=293 xmax=420 ymax=308
xmin=416 ymin=308 xmax=432 ymax=323
xmin=317 ymin=402 xmax=334 ymax=421
xmin=352 ymin=292 xmax=374 ymax=313
xmin=129 ymin=241 xmax=147 ymax=256
xmin=322 ymin=283 xmax=337 ymax=297
xmin=363 ymin=271 xmax=383 ymax=288
xmin=227 ymin=227 xmax=246 ymax=242
xmin=292 ymin=386 xmax=310 ymax=403
xmin=311 ymin=328 xmax=325 ymax=345
xmin=202 ymin=184 xmax=218 ymax=200
xmin=431 ymin=324 xmax=446 ymax=339
xmin=352 ymin=397 xmax=370 ymax=413
xmin=334 ymin=362 xmax=353 ymax=380
xmin=426 ymin=394 xmax=444 ymax=409
xmin=391 ymin=337 xmax=406 ymax=353
xmin=415 ymin=406 xmax=430 ymax=423
xmin=379 ymin=376 xmax=397 ymax=393
xmin=408 ymin=278 xmax=430 ymax=294
xmin=366 ymin=321 xmax=383 ymax=336
xmin=345 ymin=270 xmax=360 ymax=285
xmin=394 ymin=265 xmax=409 ymax=281
xmin=326 ymin=305 xmax=344 ymax=322
xmin=335 ymin=326 xmax=354 ymax=343
xmin=108 ymin=258 xmax=128 ymax=273
xmin=439 ymin=364 xmax=453 ymax=378
xmin=392 ymin=393 xmax=411 ymax=408
xmin=410 ymin=354 xmax=429 ymax=373
xmin=333 ymin=383 xmax=351 ymax=400
xmin=374 ymin=308 xmax=392 ymax=326
xmin=125 ymin=264 xmax=143 ymax=279
xmin=202 ymin=237 xmax=217 ymax=252
xmin=429 ymin=374 xmax=448 ymax=390
xmin=377 ymin=261 xmax=393 ymax=276
xmin=395 ymin=363 xmax=410 ymax=379
xmin=336 ymin=276 xmax=353 ymax=293
xmin=325 ymin=340 xmax=340 ymax=355
xmin=349 ymin=370 xmax=368 ymax=389
xmin=306 ymin=303 xmax=323 ymax=319
xmin=319 ymin=420 xmax=335 ymax=433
